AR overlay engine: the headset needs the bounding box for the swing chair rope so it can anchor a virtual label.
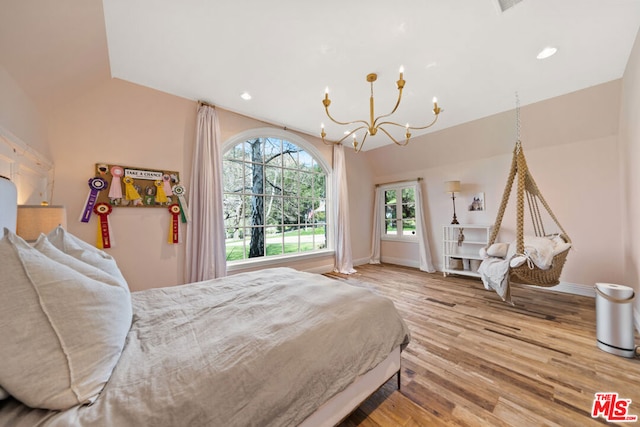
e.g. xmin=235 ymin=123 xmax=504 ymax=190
xmin=516 ymin=145 xmax=526 ymax=254
xmin=527 ymin=192 xmax=546 ymax=237
xmin=487 ymin=146 xmax=517 ymax=246
xmin=526 ymin=192 xmax=538 ymax=235
xmin=487 ymin=94 xmax=572 ymax=250
xmin=486 ymin=93 xmax=572 ymax=288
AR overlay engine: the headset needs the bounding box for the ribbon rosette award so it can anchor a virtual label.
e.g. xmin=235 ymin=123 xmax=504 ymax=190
xmin=93 ymin=202 xmax=113 ymax=249
xmin=80 ymin=177 xmax=108 ymax=223
xmin=162 ymin=174 xmax=174 ymax=196
xmin=108 ymin=166 xmax=124 ymax=200
xmin=168 ymin=204 xmax=181 ymax=244
xmin=155 ymin=179 xmax=169 ymax=204
xmin=172 ymin=184 xmax=190 ymax=223
xmin=123 ymin=176 xmax=143 ymax=206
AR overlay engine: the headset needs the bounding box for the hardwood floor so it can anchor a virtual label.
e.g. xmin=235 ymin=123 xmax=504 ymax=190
xmin=325 ymin=263 xmax=640 ymax=427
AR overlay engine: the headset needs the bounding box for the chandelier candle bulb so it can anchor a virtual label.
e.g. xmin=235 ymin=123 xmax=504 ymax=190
xmin=397 ymin=67 xmax=405 ymax=89
xmin=323 ymin=87 xmax=330 ymax=107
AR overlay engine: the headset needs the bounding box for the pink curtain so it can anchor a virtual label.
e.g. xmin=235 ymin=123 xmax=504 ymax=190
xmin=186 ymin=105 xmax=226 ymax=282
xmin=333 ymin=144 xmax=356 ymax=274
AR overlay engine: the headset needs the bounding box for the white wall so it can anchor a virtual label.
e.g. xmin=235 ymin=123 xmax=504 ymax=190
xmin=47 ymin=78 xmax=196 ymax=291
xmin=46 ymin=79 xmax=360 ymax=290
xmin=620 ymin=27 xmax=640 ymax=327
xmin=362 ymin=80 xmax=624 ymax=291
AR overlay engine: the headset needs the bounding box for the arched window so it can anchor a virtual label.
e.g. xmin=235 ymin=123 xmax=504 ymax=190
xmin=222 ymin=128 xmax=331 ymax=264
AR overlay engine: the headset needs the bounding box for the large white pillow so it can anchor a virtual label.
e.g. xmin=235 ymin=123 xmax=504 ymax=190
xmin=33 ymin=234 xmax=127 ymax=291
xmin=0 ymin=228 xmax=132 ymax=410
xmin=47 ymin=226 xmax=128 ymax=288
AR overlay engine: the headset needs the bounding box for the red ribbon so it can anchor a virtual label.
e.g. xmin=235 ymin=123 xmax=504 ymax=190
xmin=168 ymin=204 xmax=181 ymax=244
xmin=93 ymin=202 xmax=113 ymax=248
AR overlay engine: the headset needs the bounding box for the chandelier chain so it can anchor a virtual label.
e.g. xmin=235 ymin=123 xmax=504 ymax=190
xmin=515 ymin=91 xmax=522 ymax=152
xmin=516 ymin=92 xmax=521 ymax=139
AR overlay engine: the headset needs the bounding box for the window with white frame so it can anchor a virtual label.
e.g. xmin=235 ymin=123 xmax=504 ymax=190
xmin=222 ymin=130 xmax=330 ymax=263
xmin=381 ymin=184 xmax=418 ymax=240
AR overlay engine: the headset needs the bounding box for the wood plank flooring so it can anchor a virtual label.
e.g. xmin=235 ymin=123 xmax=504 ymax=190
xmin=325 ymin=263 xmax=640 ymax=427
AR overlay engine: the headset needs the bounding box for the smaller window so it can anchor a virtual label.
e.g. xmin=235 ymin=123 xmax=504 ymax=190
xmin=381 ymin=184 xmax=418 ymax=240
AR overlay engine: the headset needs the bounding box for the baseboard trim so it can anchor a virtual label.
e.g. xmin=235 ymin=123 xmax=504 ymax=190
xmin=525 ymin=281 xmax=595 ymax=298
xmin=377 ymin=256 xmax=420 ymax=269
xmin=353 ymin=256 xmax=372 ymax=267
xmin=305 ymin=264 xmax=337 ymax=274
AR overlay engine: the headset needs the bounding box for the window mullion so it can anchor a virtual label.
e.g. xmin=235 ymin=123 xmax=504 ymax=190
xmin=396 ymin=193 xmax=403 ymax=236
xmin=223 ymin=135 xmax=328 ymax=263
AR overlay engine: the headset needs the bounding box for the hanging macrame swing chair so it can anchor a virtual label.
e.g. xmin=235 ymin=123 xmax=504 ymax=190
xmin=486 ymin=138 xmax=572 ymax=287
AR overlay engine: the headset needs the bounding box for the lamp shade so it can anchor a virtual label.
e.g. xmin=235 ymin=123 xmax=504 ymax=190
xmin=444 ymin=180 xmax=461 ymax=193
xmin=16 ymin=205 xmax=67 ymax=242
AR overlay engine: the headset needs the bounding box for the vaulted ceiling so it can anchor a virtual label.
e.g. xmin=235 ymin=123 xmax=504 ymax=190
xmin=2 ymin=1 xmax=640 ymax=151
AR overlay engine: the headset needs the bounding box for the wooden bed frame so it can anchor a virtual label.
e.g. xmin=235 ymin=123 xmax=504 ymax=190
xmin=300 ymin=346 xmax=401 ymax=426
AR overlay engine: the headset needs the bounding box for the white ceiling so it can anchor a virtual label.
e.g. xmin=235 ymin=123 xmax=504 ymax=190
xmin=102 ymin=0 xmax=640 ymax=150
xmin=3 ymin=1 xmax=640 ymax=152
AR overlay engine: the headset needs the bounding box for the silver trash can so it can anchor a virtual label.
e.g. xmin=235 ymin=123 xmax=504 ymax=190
xmin=595 ymin=283 xmax=636 ymax=358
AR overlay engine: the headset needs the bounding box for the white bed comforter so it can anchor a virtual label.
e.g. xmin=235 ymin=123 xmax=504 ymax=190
xmin=0 ymin=268 xmax=410 ymax=427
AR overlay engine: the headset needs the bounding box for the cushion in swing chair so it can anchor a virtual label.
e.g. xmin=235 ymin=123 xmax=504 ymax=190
xmin=508 ymin=234 xmax=572 ymax=286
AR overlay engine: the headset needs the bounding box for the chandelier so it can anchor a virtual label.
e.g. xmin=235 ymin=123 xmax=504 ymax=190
xmin=320 ymin=67 xmax=442 ymax=152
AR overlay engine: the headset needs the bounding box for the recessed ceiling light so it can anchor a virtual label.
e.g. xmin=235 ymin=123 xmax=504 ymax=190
xmin=537 ymin=46 xmax=557 ymax=60
xmin=240 ymin=92 xmax=252 ymax=100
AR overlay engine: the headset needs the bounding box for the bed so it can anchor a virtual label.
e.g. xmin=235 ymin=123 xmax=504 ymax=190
xmin=0 ymin=176 xmax=410 ymax=427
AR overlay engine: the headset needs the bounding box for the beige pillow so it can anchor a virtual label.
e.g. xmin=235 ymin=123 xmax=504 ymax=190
xmin=486 ymin=242 xmax=509 ymax=258
xmin=33 ymin=234 xmax=127 ymax=291
xmin=0 ymin=228 xmax=132 ymax=410
xmin=47 ymin=226 xmax=128 ymax=288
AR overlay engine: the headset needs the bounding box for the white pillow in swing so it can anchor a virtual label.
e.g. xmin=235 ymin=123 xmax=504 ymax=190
xmin=486 ymin=242 xmax=509 ymax=258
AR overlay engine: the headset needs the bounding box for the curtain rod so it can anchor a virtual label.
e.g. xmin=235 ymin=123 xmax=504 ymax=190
xmin=375 ymin=177 xmax=423 ymax=187
xmin=196 ymin=100 xmax=296 ymax=132
xmin=197 ymin=100 xmax=216 ymax=109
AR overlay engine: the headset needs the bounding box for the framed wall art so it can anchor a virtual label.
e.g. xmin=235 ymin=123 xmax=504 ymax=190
xmin=468 ymin=192 xmax=485 ymax=212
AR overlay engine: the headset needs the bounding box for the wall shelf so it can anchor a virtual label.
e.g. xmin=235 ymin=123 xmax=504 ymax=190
xmin=442 ymin=224 xmax=492 ymax=278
